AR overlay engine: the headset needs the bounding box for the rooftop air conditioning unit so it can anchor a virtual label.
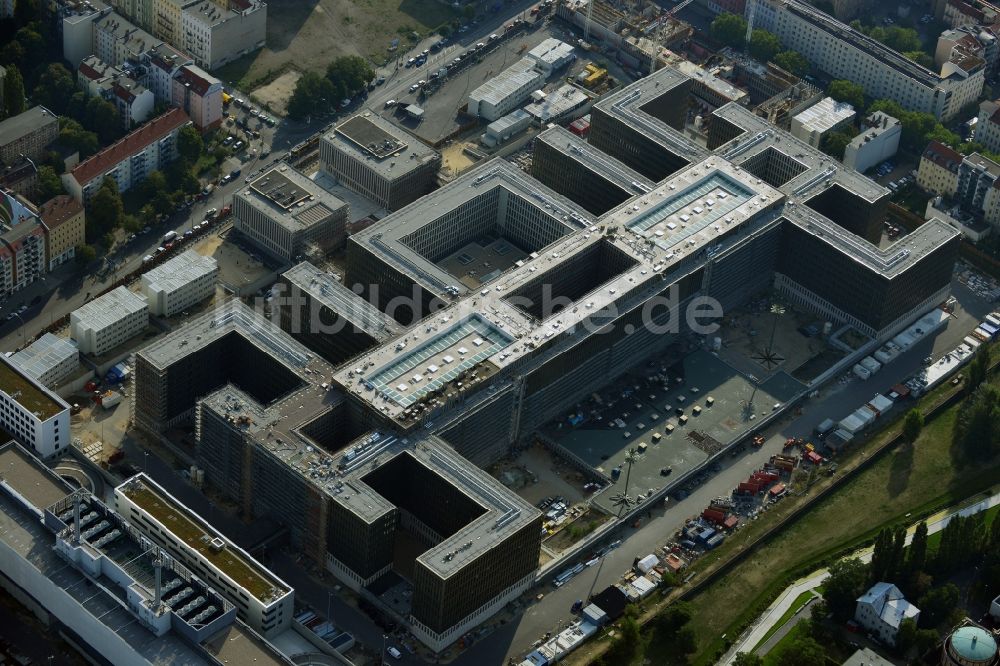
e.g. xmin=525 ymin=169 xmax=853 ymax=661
xmin=209 ymin=537 xmax=225 ymax=552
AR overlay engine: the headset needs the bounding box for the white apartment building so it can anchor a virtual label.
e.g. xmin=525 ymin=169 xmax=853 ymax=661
xmin=790 ymin=96 xmax=856 ymax=148
xmin=62 ymin=108 xmax=190 ymax=203
xmin=10 ymin=334 xmax=80 ymax=390
xmin=70 ymin=286 xmax=149 ymax=356
xmin=93 ymin=12 xmax=161 ymax=68
xmin=61 ymin=2 xmax=114 ymax=68
xmin=855 ymin=582 xmax=920 ymax=646
xmin=145 ymin=43 xmax=193 ymax=102
xmin=844 ymin=111 xmax=901 ymax=172
xmin=747 ymin=0 xmax=985 ymax=121
xmin=917 ymin=140 xmax=963 ymax=196
xmin=468 ymin=58 xmax=546 ymax=121
xmin=0 ymin=356 xmax=71 ymax=458
xmin=115 ymin=474 xmax=295 ymax=638
xmin=180 ymin=0 xmax=267 ymax=71
xmin=233 ymin=166 xmax=349 ymax=261
xmin=171 ymin=64 xmax=224 ymax=130
xmin=976 ymin=98 xmax=1000 ymax=153
xmin=141 ymin=250 xmax=218 ymax=316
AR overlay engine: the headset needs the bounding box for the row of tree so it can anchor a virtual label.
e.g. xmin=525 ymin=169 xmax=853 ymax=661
xmin=593 ymin=601 xmax=697 ymax=666
xmin=953 ymin=347 xmax=1000 ymax=461
xmin=709 ymin=14 xmax=810 ymax=77
xmin=288 ymin=56 xmax=375 ymax=120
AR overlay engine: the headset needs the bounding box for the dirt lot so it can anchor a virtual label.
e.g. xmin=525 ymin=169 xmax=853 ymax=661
xmin=251 ymin=70 xmax=302 ymax=116
xmin=221 ymin=0 xmax=459 ymax=90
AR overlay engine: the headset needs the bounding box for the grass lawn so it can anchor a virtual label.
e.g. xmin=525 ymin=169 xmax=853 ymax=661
xmin=760 ymin=622 xmax=849 ymax=666
xmin=683 ymin=403 xmax=1000 ymax=665
xmin=752 ymin=591 xmax=817 ymax=652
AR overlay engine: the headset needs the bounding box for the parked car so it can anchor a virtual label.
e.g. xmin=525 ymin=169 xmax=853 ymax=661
xmin=385 ymin=99 xmax=396 ymax=108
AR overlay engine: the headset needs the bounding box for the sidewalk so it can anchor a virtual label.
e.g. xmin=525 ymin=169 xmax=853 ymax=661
xmin=720 ymin=488 xmax=1000 ymax=664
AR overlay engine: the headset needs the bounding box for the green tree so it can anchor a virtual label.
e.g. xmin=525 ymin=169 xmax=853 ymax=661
xmin=828 ymin=79 xmax=865 ymax=110
xmin=825 ymin=558 xmax=869 ymax=621
xmin=776 ymin=633 xmax=826 ymax=666
xmin=652 ymin=602 xmax=696 ymax=665
xmin=75 ymin=243 xmax=97 ymax=264
xmin=896 ymin=617 xmax=918 ymax=654
xmin=287 ymin=71 xmax=335 ymax=120
xmin=914 ymin=628 xmax=940 ymax=654
xmin=177 ymin=125 xmax=203 ymax=165
xmin=888 ymin=526 xmax=907 ymax=581
xmin=733 ymin=653 xmax=764 ymax=666
xmin=32 ymin=63 xmax=76 ymax=115
xmin=749 ymin=29 xmax=782 ymax=63
xmin=36 ymin=165 xmax=64 ymax=201
xmin=902 ymin=409 xmax=924 ymax=443
xmin=907 ymin=521 xmax=928 ymax=583
xmin=881 ymin=27 xmax=922 ymax=52
xmin=84 ymin=96 xmax=122 ymax=143
xmin=711 ymin=12 xmax=748 ymax=48
xmin=462 ymin=4 xmax=475 ymax=18
xmin=924 ymin=124 xmax=961 ymax=148
xmin=88 ymin=178 xmax=124 ymax=241
xmin=904 ymin=50 xmax=934 ymax=68
xmin=869 ymin=529 xmax=893 ymax=584
xmin=3 ymin=64 xmax=26 ymax=118
xmin=58 ymin=117 xmax=99 ymax=158
xmin=773 ymin=50 xmax=809 ymax=77
xmin=326 ymin=55 xmax=375 ymax=98
xmin=918 ymin=584 xmax=960 ymax=629
xmin=820 ymin=131 xmax=853 ymax=160
xmin=597 ymin=606 xmax=645 ymax=665
xmin=967 ymin=345 xmax=991 ymax=393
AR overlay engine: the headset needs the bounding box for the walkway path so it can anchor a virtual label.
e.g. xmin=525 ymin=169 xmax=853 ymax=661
xmin=721 ymin=488 xmax=1000 ymax=664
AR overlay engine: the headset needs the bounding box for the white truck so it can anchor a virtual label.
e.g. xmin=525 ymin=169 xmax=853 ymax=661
xmin=163 ymin=230 xmax=178 ymax=243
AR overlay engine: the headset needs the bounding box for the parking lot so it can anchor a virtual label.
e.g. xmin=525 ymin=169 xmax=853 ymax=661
xmin=544 ymin=350 xmax=803 ymax=516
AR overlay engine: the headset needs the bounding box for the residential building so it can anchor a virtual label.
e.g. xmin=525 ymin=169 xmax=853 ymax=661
xmin=843 ymin=111 xmax=901 ymax=173
xmin=0 ymin=190 xmax=46 ymax=296
xmin=233 ymin=166 xmax=349 ymax=262
xmin=0 ymin=441 xmax=294 ymax=666
xmin=935 ymin=26 xmax=999 ymax=74
xmin=10 ymin=333 xmax=80 ymax=390
xmin=60 ymin=0 xmax=114 ymax=68
xmin=141 ymin=249 xmax=218 ymax=316
xmin=93 ymin=12 xmax=161 ymax=68
xmin=115 ymin=474 xmax=295 ymax=638
xmin=976 ymin=97 xmax=1000 ymax=153
xmin=38 ymin=195 xmax=86 ymax=269
xmin=171 ymin=64 xmax=223 ymax=130
xmin=179 ymin=0 xmax=267 ymax=71
xmin=0 ymin=358 xmax=71 ymax=458
xmin=956 ymin=152 xmax=1000 ymax=224
xmin=77 ymin=56 xmax=155 ymax=128
xmin=855 ymin=582 xmax=920 ymax=646
xmin=70 ymin=286 xmax=149 ymax=356
xmin=152 ymin=0 xmax=195 ymax=46
xmin=917 ymin=140 xmax=963 ymax=197
xmin=62 ymin=107 xmax=190 ymax=203
xmin=0 ymin=157 xmax=38 ymax=200
xmin=747 ymin=0 xmax=985 ymax=121
xmin=0 ymin=106 xmax=59 ymax=165
xmin=467 ymin=58 xmax=546 ymax=121
xmin=790 ymin=97 xmax=856 ymax=149
xmin=319 ymin=114 xmax=441 ymax=212
xmin=841 ymin=647 xmax=894 ymax=666
xmin=145 ymin=42 xmax=193 ymax=102
xmin=77 ymin=55 xmax=124 ymax=97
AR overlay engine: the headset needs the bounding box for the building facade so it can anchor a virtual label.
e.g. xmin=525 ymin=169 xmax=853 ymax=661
xmin=843 ymin=111 xmax=901 ymax=173
xmin=468 ymin=58 xmax=546 ymax=121
xmin=789 ymin=97 xmax=856 ymax=149
xmin=179 ymin=0 xmax=267 ymax=71
xmin=38 ymin=195 xmax=86 ymax=269
xmin=63 ymin=108 xmax=190 ymax=203
xmin=319 ymin=114 xmax=441 ymax=212
xmin=233 ymin=166 xmax=349 ymax=261
xmin=171 ymin=64 xmax=223 ymax=130
xmin=855 ymin=582 xmax=920 ymax=646
xmin=70 ymin=286 xmax=149 ymax=356
xmin=0 ymin=357 xmax=71 ymax=458
xmin=141 ymin=249 xmax=218 ymax=316
xmin=0 ymin=190 xmax=46 ymax=297
xmin=747 ymin=0 xmax=984 ymax=121
xmin=917 ymin=141 xmax=963 ymax=196
xmin=0 ymin=106 xmax=59 ymax=166
xmin=976 ymin=97 xmax=1000 ymax=153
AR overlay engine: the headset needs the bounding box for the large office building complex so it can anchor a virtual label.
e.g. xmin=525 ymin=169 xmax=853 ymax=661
xmin=70 ymin=286 xmax=149 ymax=356
xmin=131 ymin=301 xmax=541 ymax=652
xmin=131 ymin=62 xmax=962 ymax=655
xmin=320 ymin=114 xmax=441 ymax=212
xmin=114 ymin=474 xmax=294 ymax=638
xmin=747 ymin=0 xmax=984 ymax=121
xmin=0 ymin=357 xmax=71 ymax=457
xmin=233 ymin=166 xmax=349 ymax=261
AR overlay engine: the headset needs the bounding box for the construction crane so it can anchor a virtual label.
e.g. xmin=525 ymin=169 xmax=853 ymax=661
xmin=668 ymin=0 xmax=695 ymax=17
